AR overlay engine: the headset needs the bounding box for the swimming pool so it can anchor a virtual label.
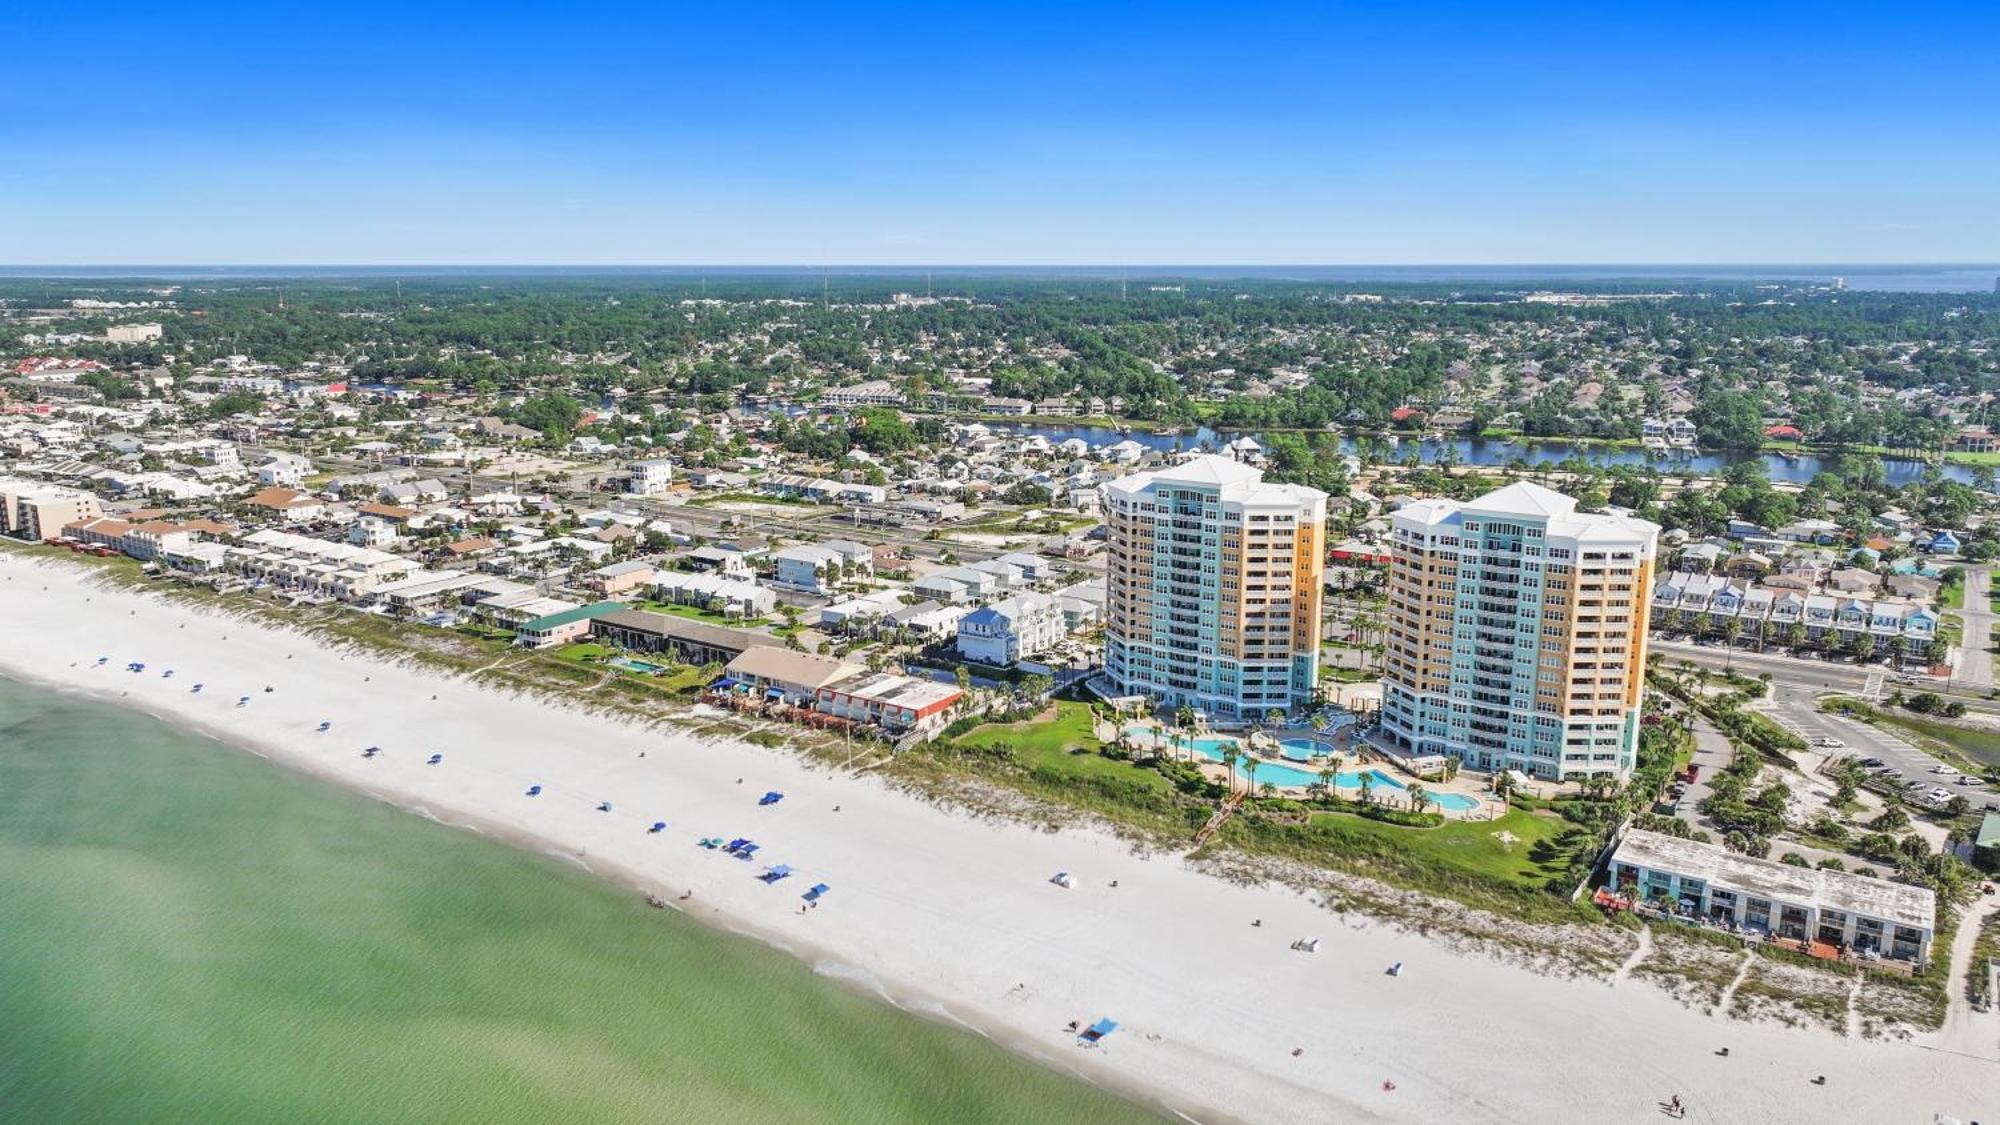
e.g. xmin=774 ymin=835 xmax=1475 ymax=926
xmin=1122 ymin=726 xmax=1483 ymax=811
xmin=1279 ymin=737 xmax=1332 ymax=762
xmin=610 ymin=657 xmax=668 ymax=675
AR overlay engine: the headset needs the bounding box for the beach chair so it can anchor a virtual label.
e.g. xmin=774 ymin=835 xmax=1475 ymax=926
xmin=759 ymin=791 xmax=784 ymax=806
xmin=760 ymin=865 xmax=792 ymax=883
xmin=803 ymin=883 xmax=830 ymax=902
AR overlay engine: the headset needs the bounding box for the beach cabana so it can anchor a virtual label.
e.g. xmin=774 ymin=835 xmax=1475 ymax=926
xmin=1050 ymin=872 xmax=1074 ymax=888
xmin=1079 ymin=1019 xmax=1118 ymax=1045
xmin=759 ymin=791 xmax=784 ymax=806
xmin=760 ymin=864 xmax=792 ymax=883
xmin=803 ymin=883 xmax=830 ymax=902
xmin=735 ymin=843 xmax=761 ymax=859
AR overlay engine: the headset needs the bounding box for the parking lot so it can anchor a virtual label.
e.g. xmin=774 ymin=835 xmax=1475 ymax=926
xmin=1760 ymin=681 xmax=1998 ymax=813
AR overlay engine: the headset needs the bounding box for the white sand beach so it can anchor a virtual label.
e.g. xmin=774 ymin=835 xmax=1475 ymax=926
xmin=2 ymin=553 xmax=1994 ymax=1125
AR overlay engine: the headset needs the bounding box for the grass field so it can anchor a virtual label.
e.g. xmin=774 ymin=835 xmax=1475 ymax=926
xmin=956 ymin=702 xmax=1176 ymax=795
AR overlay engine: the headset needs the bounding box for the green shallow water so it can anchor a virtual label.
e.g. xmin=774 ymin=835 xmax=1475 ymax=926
xmin=0 ymin=678 xmax=1163 ymax=1125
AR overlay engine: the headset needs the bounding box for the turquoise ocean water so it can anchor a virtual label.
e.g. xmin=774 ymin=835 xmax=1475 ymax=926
xmin=0 ymin=676 xmax=1162 ymax=1124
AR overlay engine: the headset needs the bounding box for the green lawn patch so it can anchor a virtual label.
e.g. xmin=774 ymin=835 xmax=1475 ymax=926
xmin=954 ymin=702 xmax=1168 ymax=788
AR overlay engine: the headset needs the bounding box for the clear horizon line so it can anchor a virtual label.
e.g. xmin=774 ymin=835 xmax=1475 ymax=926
xmin=1 ymin=260 xmax=1996 ymax=270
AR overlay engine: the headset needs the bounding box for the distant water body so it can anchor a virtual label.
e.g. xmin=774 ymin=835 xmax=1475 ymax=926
xmin=0 ymin=677 xmax=1162 ymax=1125
xmin=3 ymin=263 xmax=1996 ymax=292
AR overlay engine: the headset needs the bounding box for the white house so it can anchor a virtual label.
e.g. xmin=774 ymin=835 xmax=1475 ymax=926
xmin=955 ymin=592 xmax=1064 ymax=667
xmin=627 ymin=458 xmax=676 ymax=496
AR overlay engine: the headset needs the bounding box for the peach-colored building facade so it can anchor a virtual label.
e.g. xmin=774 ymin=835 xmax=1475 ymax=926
xmin=1377 ymin=482 xmax=1657 ymax=781
xmin=1103 ymin=455 xmax=1326 ymax=720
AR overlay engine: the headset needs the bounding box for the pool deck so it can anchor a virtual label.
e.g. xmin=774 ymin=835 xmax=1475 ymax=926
xmin=1115 ymin=721 xmax=1498 ymax=817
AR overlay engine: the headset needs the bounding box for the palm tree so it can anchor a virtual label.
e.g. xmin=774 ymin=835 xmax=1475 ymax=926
xmin=1358 ymin=772 xmax=1375 ymax=805
xmin=1720 ymin=617 xmax=1741 ymax=668
xmin=1407 ymin=783 xmax=1431 ymax=815
xmin=1243 ymin=759 xmax=1261 ymax=800
xmin=1220 ymin=747 xmax=1242 ymax=795
xmin=1265 ymin=707 xmax=1285 ymax=731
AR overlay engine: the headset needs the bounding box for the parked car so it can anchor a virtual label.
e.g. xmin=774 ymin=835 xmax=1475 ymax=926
xmin=1931 ymin=765 xmax=1959 ymax=775
xmin=1812 ymin=737 xmax=1845 ymax=749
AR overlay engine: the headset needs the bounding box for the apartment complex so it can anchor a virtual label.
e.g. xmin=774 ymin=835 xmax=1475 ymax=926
xmin=1378 ymin=482 xmax=1658 ymax=780
xmin=1102 ymin=455 xmax=1326 ymax=720
xmin=0 ymin=480 xmax=103 ymax=541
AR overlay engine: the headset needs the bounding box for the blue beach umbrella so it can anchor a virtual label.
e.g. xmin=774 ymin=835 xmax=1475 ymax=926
xmin=526 ymin=785 xmax=542 ymax=797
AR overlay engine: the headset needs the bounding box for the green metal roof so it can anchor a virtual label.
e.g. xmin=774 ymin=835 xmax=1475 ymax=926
xmin=521 ymin=601 xmax=626 ymax=632
xmin=1977 ymin=810 xmax=2000 ymax=851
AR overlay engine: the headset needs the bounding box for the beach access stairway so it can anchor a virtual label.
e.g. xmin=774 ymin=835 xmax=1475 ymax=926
xmin=1191 ymin=789 xmax=1246 ymax=849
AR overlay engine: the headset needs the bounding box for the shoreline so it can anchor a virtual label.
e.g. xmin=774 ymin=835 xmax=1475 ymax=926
xmin=0 ymin=646 xmax=1179 ymax=1122
xmin=3 ymin=551 xmax=1996 ymax=1124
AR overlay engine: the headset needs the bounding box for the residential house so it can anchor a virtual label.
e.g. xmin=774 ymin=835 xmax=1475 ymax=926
xmin=955 ymin=592 xmax=1064 ymax=667
xmin=588 ymin=559 xmax=657 ymax=596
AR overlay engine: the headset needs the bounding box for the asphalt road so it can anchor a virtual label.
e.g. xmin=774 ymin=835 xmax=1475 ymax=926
xmin=1957 ymin=565 xmax=1995 ymax=688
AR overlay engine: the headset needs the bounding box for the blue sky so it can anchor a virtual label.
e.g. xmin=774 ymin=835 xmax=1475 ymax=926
xmin=3 ymin=2 xmax=1996 ymax=264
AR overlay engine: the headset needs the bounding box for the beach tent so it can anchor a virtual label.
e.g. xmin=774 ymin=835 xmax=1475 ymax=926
xmin=1050 ymin=872 xmax=1074 ymax=888
xmin=759 ymin=791 xmax=784 ymax=806
xmin=1079 ymin=1019 xmax=1118 ymax=1044
xmin=803 ymin=883 xmax=830 ymax=902
xmin=649 ymin=821 xmax=667 ymax=833
xmin=735 ymin=843 xmax=760 ymax=859
xmin=726 ymin=838 xmax=751 ymax=851
xmin=711 ymin=677 xmax=740 ymax=692
xmin=526 ymin=785 xmax=543 ymax=797
xmin=761 ymin=865 xmax=792 ymax=883
xmin=701 ymin=837 xmax=726 ymax=848
xmin=426 ymin=753 xmax=442 ymax=765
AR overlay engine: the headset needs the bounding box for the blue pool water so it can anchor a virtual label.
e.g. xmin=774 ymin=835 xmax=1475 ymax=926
xmin=610 ymin=657 xmax=668 ymax=674
xmin=1123 ymin=726 xmax=1484 ymax=810
xmin=1279 ymin=738 xmax=1332 ymax=762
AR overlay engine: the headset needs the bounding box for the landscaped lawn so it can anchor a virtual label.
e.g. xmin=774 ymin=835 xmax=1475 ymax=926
xmin=957 ymin=702 xmax=1175 ymax=794
xmin=552 ymin=642 xmax=611 ymax=663
xmin=1297 ymin=806 xmax=1583 ymax=885
xmin=637 ymin=600 xmax=767 ymax=628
